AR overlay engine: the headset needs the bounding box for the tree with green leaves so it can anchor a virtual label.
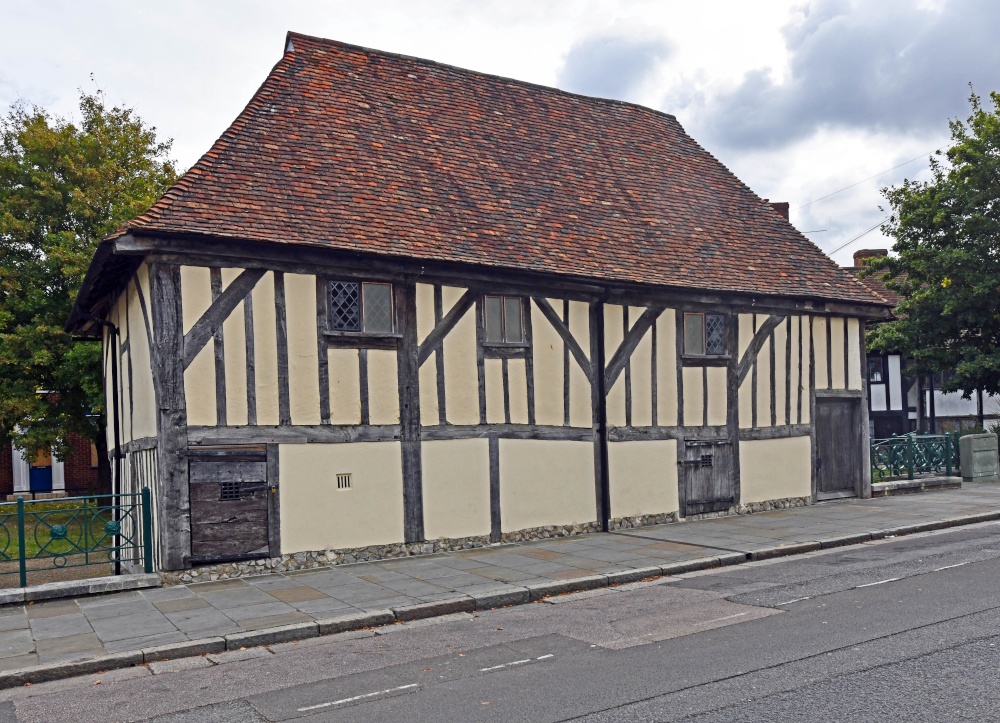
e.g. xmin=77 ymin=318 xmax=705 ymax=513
xmin=0 ymin=91 xmax=177 ymax=475
xmin=866 ymin=90 xmax=1000 ymax=406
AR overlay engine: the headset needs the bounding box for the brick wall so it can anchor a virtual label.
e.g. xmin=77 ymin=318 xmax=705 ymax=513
xmin=63 ymin=431 xmax=102 ymax=496
xmin=0 ymin=441 xmax=12 ymax=498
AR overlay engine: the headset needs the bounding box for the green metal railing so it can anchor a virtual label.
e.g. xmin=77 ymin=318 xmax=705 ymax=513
xmin=0 ymin=489 xmax=152 ymax=588
xmin=871 ymin=433 xmax=961 ymax=481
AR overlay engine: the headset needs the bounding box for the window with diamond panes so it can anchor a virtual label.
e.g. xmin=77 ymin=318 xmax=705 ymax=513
xmin=329 ymin=281 xmax=394 ymax=334
xmin=484 ymin=296 xmax=525 ymax=344
xmin=683 ymin=312 xmax=727 ymax=356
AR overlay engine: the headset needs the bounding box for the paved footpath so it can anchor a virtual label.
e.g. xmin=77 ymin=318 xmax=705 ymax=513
xmin=1 ymin=481 xmax=999 ymax=685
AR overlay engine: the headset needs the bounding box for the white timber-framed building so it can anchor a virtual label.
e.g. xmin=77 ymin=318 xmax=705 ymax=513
xmin=67 ymin=33 xmax=892 ymax=574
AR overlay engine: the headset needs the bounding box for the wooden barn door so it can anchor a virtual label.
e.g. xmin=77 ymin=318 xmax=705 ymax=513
xmin=681 ymin=439 xmax=734 ymax=516
xmin=188 ymin=448 xmax=276 ymax=564
xmin=815 ymin=397 xmax=862 ymax=499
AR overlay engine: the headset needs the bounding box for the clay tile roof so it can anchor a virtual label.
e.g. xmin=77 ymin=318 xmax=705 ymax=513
xmin=112 ymin=31 xmax=887 ymax=307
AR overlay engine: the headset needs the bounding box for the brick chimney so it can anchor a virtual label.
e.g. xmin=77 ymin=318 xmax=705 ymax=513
xmin=766 ymin=200 xmax=789 ymax=219
xmin=853 ymin=248 xmax=888 ymax=267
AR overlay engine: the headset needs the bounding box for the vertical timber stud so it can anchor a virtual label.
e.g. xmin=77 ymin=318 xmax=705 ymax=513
xmin=316 ymin=277 xmax=331 ymax=425
xmin=623 ymin=307 xmax=632 ymax=427
xmin=562 ymin=300 xmax=571 ymax=426
xmin=523 ymin=297 xmax=536 ymax=425
xmin=769 ymin=325 xmax=777 ymax=427
xmin=210 ymin=268 xmax=227 ymax=426
xmin=650 ymin=319 xmax=658 ymax=427
xmin=675 ymin=309 xmax=685 ymax=426
xmin=809 ymin=315 xmax=818 ymax=502
xmin=274 ymin=272 xmax=291 ymax=426
xmin=858 ymin=320 xmax=872 ymax=498
xmin=149 ymin=262 xmax=190 ymax=571
xmin=784 ymin=316 xmax=792 ymax=426
xmin=727 ymin=312 xmax=741 ymax=506
xmin=396 ymin=281 xmax=424 ymax=543
xmin=244 ymin=291 xmax=257 ymax=425
xmin=591 ymin=300 xmax=610 ymax=531
xmin=434 ymin=286 xmax=447 ymax=425
xmin=489 ymin=436 xmax=501 ymax=543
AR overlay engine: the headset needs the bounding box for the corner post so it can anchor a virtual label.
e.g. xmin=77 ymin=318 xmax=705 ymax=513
xmin=396 ymin=280 xmax=424 ymax=543
xmin=149 ymin=262 xmax=191 ymax=571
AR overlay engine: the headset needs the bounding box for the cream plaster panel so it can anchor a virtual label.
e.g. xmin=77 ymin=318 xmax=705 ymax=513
xmin=629 ymin=307 xmax=653 ymax=427
xmin=605 ymin=304 xmax=626 ymax=427
xmin=419 ymin=359 xmax=439 ymax=426
xmin=441 ymin=286 xmax=467 ymax=316
xmin=755 ymin=320 xmax=772 ymax=427
xmin=740 ymin=436 xmax=812 ymax=504
xmin=423 ymin=439 xmax=491 ymax=539
xmin=531 ymin=300 xmax=564 ymax=427
xmin=773 ymin=318 xmax=788 ymax=426
xmin=829 ymin=317 xmax=846 ymax=389
xmin=569 ymin=362 xmax=592 ymax=428
xmin=485 ymin=358 xmax=505 ymax=424
xmin=813 ymin=316 xmax=829 ymax=389
xmin=507 ymin=358 xmax=529 ymax=424
xmin=126 ymin=280 xmax=156 ymax=440
xmin=279 ymin=442 xmax=404 ymax=552
xmin=499 ymin=440 xmax=595 ymax=531
xmin=801 ymin=316 xmax=811 ymax=423
xmin=329 ymin=348 xmax=361 ymax=424
xmin=116 ymin=295 xmax=132 ymax=442
xmin=738 ymin=313 xmax=755 ymax=358
xmin=568 ymin=301 xmax=593 ymax=428
xmin=706 ymin=366 xmax=728 ymax=427
xmin=443 ymin=307 xmax=480 ymax=425
xmin=683 ymin=367 xmax=704 ymax=426
xmin=847 ymin=318 xmax=862 ymax=390
xmin=185 ymin=342 xmax=217 ymax=426
xmin=285 ymin=274 xmax=321 ymax=425
xmin=608 ymin=440 xmax=678 ymax=519
xmin=136 ymin=264 xmax=154 ymax=340
xmin=368 ymin=350 xmax=400 ymax=425
xmin=416 ymin=283 xmax=435 ymax=344
xmin=180 ymin=266 xmax=212 ymax=336
xmin=739 ymin=376 xmax=753 ymax=429
xmin=221 ymin=269 xmax=249 ymax=426
xmin=251 ymin=273 xmax=280 ymax=426
xmin=655 ymin=311 xmax=678 ymax=427
xmin=788 ymin=316 xmax=801 ymax=424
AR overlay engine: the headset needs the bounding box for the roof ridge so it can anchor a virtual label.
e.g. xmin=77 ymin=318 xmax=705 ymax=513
xmin=283 ymin=30 xmax=685 ymax=124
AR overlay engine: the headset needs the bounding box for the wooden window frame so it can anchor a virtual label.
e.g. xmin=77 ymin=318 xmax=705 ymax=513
xmin=325 ymin=280 xmax=401 ymax=348
xmin=481 ymin=295 xmax=530 ymax=358
xmin=682 ymin=311 xmax=729 ymax=359
xmin=868 ymin=357 xmax=884 ymax=383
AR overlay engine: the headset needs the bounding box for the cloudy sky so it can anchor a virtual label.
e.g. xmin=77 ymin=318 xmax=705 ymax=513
xmin=3 ymin=0 xmax=998 ymax=266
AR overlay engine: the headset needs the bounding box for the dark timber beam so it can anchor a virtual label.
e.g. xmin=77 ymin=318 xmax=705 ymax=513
xmin=736 ymin=314 xmax=784 ymax=386
xmin=532 ymin=297 xmax=591 ymax=380
xmin=604 ymin=306 xmax=664 ymax=390
xmin=182 ymin=268 xmax=265 ymax=370
xmin=416 ymin=289 xmax=476 ymax=366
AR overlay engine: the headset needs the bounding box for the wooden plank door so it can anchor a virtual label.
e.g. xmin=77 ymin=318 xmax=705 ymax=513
xmin=815 ymin=397 xmax=861 ymax=499
xmin=189 ymin=450 xmax=272 ymax=563
xmin=681 ymin=440 xmax=734 ymax=516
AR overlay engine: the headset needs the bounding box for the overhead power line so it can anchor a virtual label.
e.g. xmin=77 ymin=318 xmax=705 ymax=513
xmin=825 ymin=218 xmax=887 ymax=256
xmin=795 ymin=146 xmax=947 ymax=211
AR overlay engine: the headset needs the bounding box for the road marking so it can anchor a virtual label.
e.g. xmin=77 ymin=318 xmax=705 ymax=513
xmin=297 ymin=684 xmax=419 ymax=712
xmin=856 ymin=577 xmax=901 ymax=588
xmin=778 ymin=596 xmax=812 ymax=606
xmin=934 ymin=562 xmax=971 ymax=572
xmin=701 ymin=611 xmax=748 ymax=625
xmin=480 ymin=655 xmax=554 ymax=672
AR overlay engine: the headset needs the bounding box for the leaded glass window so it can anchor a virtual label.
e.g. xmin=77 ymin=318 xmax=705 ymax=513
xmin=329 ymin=281 xmax=394 ymax=334
xmin=484 ymin=296 xmax=525 ymax=344
xmin=684 ymin=312 xmax=727 ymax=356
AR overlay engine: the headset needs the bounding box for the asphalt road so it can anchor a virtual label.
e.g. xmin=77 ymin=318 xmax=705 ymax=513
xmin=5 ymin=521 xmax=1000 ymax=722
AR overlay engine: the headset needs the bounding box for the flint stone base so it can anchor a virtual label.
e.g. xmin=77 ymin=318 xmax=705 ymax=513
xmin=608 ymin=512 xmax=679 ymax=530
xmin=683 ymin=496 xmax=809 ymax=522
xmin=161 ymin=522 xmax=603 ymax=584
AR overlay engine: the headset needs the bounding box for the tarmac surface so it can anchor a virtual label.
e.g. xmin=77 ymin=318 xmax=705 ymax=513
xmin=0 ymin=480 xmax=998 ymax=687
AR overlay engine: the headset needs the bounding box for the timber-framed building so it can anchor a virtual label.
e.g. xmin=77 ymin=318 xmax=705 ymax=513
xmin=68 ymin=33 xmax=892 ymax=574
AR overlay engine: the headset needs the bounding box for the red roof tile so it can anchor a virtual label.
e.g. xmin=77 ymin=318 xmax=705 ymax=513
xmin=114 ymin=32 xmax=886 ymax=307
